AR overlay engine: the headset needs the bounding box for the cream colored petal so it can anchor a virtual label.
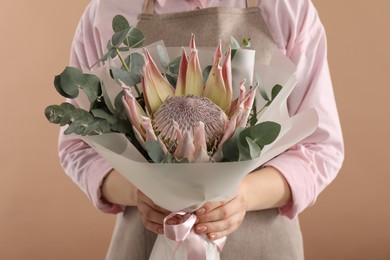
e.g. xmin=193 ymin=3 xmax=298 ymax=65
xmin=141 ymin=68 xmax=163 ymax=115
xmin=203 ymin=41 xmax=230 ymax=111
xmin=185 ymin=48 xmax=204 ymax=96
xmin=142 ymin=49 xmax=175 ymax=114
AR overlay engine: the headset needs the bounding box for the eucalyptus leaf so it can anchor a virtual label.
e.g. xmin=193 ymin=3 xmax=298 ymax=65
xmin=113 ymin=15 xmax=130 ymax=33
xmin=168 ymin=56 xmax=181 ymax=74
xmin=157 ymin=44 xmax=169 ymax=71
xmin=124 ymin=53 xmax=145 ymax=74
xmin=239 ymin=121 xmax=281 ymax=149
xmin=166 ymin=74 xmax=177 ymax=89
xmin=54 ymin=75 xmax=72 ymax=98
xmin=82 ymin=119 xmax=112 ymax=135
xmin=255 ymin=73 xmax=269 ymax=101
xmin=249 ymin=97 xmax=258 ymax=126
xmin=111 ymin=67 xmax=141 ymax=87
xmin=124 ymin=27 xmax=145 ymax=48
xmin=271 ymin=84 xmax=283 ymax=100
xmin=221 ymin=127 xmax=245 ymax=161
xmin=91 ymin=109 xmax=118 ymax=124
xmin=114 ymin=91 xmax=127 ymax=119
xmin=45 ymin=105 xmax=64 ymax=124
xmin=111 ymin=119 xmax=132 ymax=134
xmin=59 ymin=67 xmax=85 ymax=98
xmin=101 ymin=81 xmax=115 ymax=114
xmin=145 ymin=140 xmax=165 ymax=163
xmin=59 ymin=102 xmax=76 ymax=126
xmin=231 ymin=49 xmax=237 ymax=60
xmin=111 ymin=27 xmax=132 ymax=47
xmin=82 ymin=74 xmax=101 ymax=104
xmin=245 ymin=137 xmax=261 ymax=159
xmin=162 ymin=153 xmax=174 ymax=163
xmin=202 ymin=65 xmax=212 ymax=83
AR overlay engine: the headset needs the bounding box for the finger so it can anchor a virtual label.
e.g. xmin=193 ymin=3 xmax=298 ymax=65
xmin=137 ymin=190 xmax=170 ymax=215
xmin=196 ymin=201 xmax=226 ymax=216
xmin=137 ymin=199 xmax=168 ymax=225
xmin=196 ymin=211 xmax=245 ymax=240
xmin=142 ymin=219 xmax=164 ymax=235
xmin=197 ymin=198 xmax=239 ymax=223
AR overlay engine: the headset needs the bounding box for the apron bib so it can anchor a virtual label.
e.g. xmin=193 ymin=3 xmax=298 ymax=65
xmin=106 ymin=1 xmax=304 ymax=259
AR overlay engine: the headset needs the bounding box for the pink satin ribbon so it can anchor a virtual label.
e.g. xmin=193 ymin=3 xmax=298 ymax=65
xmin=163 ymin=212 xmax=226 ymax=260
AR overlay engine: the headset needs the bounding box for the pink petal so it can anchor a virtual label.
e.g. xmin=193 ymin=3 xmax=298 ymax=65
xmin=189 ymin=33 xmax=196 ymax=49
xmin=237 ymin=85 xmax=258 ymax=127
xmin=122 ymin=89 xmax=146 ymax=134
xmin=193 ymin=121 xmax=207 ymax=150
xmin=132 ymin=125 xmax=145 ymax=148
xmin=157 ymin=137 xmax=168 ymax=154
xmin=175 ymin=48 xmax=188 ymax=96
xmin=193 ymin=148 xmax=210 ymax=163
xmin=174 ymin=130 xmax=195 ymax=161
xmin=222 ymin=46 xmax=233 ymax=113
xmin=172 ymin=120 xmax=183 ymax=144
xmin=213 ymin=111 xmax=240 ymax=162
xmin=141 ymin=116 xmax=157 ymax=142
xmin=229 ymin=80 xmax=246 ymax=118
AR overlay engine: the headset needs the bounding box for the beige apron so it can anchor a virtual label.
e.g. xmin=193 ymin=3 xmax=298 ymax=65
xmin=106 ymin=1 xmax=304 ymax=259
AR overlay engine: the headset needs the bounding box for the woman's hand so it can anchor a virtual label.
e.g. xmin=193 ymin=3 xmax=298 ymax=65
xmin=194 ymin=183 xmax=248 ymax=241
xmin=136 ymin=190 xmax=173 ymax=235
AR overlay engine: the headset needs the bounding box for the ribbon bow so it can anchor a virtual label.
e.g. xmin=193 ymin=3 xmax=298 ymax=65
xmin=163 ymin=212 xmax=226 ymax=260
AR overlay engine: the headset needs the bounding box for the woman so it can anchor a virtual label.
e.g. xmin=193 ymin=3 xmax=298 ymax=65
xmin=59 ymin=0 xmax=344 ymax=259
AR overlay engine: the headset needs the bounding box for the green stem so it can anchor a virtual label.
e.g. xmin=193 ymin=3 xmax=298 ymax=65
xmin=256 ymin=103 xmax=269 ymax=117
xmin=116 ymin=49 xmax=130 ymax=72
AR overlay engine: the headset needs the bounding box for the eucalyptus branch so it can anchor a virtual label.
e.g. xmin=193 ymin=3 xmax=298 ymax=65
xmin=116 ymin=49 xmax=130 ymax=71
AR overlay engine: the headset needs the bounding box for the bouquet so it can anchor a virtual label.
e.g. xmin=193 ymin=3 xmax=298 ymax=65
xmin=45 ymin=15 xmax=318 ymax=260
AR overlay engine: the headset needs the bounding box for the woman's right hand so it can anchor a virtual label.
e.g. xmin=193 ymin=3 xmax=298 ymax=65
xmin=136 ymin=190 xmax=172 ymax=234
xmin=101 ymin=170 xmax=172 ymax=234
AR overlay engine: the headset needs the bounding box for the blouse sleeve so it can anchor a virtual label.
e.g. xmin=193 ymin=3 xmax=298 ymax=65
xmin=58 ymin=2 xmax=122 ymax=214
xmin=262 ymin=0 xmax=344 ymax=218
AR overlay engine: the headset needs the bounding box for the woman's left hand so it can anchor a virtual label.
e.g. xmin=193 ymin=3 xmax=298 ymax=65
xmin=194 ymin=183 xmax=248 ymax=241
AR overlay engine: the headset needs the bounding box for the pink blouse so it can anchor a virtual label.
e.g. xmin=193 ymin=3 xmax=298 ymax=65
xmin=58 ymin=0 xmax=344 ymax=218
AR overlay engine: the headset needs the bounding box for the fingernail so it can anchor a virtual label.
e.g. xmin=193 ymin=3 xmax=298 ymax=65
xmin=209 ymin=233 xmax=216 ymax=240
xmin=195 ymin=225 xmax=207 ymax=233
xmin=196 ymin=208 xmax=206 ymax=215
xmin=167 ymin=219 xmax=177 ymax=225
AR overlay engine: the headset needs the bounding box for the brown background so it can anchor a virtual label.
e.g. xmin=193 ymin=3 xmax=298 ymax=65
xmin=1 ymin=0 xmax=389 ymax=259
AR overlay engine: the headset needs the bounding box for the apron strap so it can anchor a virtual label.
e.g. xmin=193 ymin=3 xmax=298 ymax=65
xmin=143 ymin=0 xmax=155 ymax=14
xmin=143 ymin=0 xmax=257 ymax=14
xmin=246 ymin=0 xmax=257 ymax=8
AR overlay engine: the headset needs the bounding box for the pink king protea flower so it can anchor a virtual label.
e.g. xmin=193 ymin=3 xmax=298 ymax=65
xmin=122 ymin=35 xmax=257 ymax=163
